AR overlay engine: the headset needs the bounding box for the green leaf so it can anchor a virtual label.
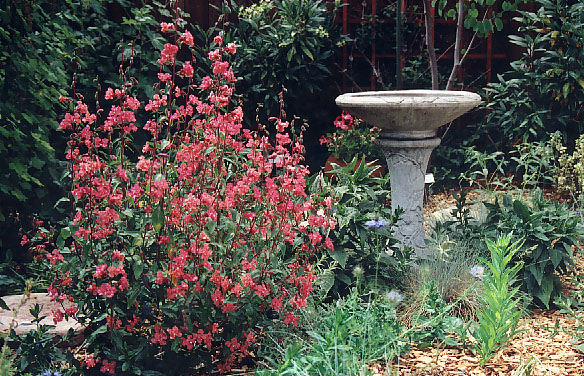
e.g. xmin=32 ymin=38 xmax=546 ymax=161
xmin=330 ymin=248 xmax=348 ymax=268
xmin=337 ymin=272 xmax=352 ymax=285
xmin=300 ymin=45 xmax=313 ymax=60
xmin=133 ymin=259 xmax=144 ymax=279
xmin=562 ymin=82 xmax=570 ymax=98
xmin=286 ymin=46 xmax=295 ymax=62
xmin=152 ymin=205 xmax=164 ymax=232
xmin=528 ymin=263 xmax=544 ymax=286
xmin=512 ymin=200 xmax=531 ymax=222
xmin=535 ymin=276 xmax=554 ymax=308
xmin=549 ymin=248 xmax=563 ymax=269
xmin=60 ymin=227 xmax=71 ymax=239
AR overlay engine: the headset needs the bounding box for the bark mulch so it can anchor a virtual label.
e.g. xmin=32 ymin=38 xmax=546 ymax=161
xmin=368 ymin=309 xmax=584 ymax=375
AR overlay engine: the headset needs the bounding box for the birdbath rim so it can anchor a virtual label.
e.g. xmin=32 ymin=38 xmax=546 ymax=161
xmin=335 ymin=90 xmax=482 ymax=138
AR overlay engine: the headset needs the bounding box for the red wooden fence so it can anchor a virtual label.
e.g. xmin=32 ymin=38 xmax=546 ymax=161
xmin=180 ymin=0 xmax=525 ymax=91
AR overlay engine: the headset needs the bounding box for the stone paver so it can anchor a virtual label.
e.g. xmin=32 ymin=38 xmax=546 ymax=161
xmin=0 ymin=293 xmax=83 ymax=336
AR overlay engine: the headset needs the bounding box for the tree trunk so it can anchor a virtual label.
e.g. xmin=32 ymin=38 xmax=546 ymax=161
xmin=423 ymin=0 xmax=439 ymax=90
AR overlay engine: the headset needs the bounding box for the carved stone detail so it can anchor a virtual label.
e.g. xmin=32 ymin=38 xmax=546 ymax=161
xmin=377 ymin=137 xmax=441 ymax=259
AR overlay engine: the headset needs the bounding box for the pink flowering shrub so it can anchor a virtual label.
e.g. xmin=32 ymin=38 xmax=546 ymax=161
xmin=29 ymin=20 xmax=336 ymax=375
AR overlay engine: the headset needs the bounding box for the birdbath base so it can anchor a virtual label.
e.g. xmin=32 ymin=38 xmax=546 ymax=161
xmin=377 ymin=136 xmax=441 ymax=259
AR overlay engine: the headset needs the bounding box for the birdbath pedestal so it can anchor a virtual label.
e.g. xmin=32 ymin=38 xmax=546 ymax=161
xmin=335 ymin=90 xmax=481 ymax=259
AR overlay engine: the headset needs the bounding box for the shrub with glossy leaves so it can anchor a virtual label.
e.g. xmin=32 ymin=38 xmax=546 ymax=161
xmin=28 ymin=19 xmax=335 ymax=375
xmin=477 ymin=0 xmax=584 ymax=152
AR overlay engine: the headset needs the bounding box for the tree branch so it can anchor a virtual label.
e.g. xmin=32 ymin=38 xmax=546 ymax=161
xmin=446 ymin=5 xmax=490 ymax=90
xmin=423 ymin=0 xmax=439 ymax=90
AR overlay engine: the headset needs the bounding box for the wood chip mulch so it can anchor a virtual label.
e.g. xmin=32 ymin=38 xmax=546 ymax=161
xmin=367 ymin=309 xmax=584 ymax=375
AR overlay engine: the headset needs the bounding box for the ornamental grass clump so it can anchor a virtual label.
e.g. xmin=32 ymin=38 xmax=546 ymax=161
xmin=26 ymin=18 xmax=336 ymax=375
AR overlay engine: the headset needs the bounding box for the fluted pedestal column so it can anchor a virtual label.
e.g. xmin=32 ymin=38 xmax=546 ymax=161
xmin=377 ymin=136 xmax=441 ymax=259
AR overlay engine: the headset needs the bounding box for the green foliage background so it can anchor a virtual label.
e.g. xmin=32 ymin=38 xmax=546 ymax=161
xmin=0 ymin=0 xmax=165 ymax=262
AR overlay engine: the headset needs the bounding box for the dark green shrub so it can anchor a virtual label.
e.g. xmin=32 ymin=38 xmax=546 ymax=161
xmin=483 ymin=191 xmax=583 ymax=307
xmin=227 ymin=0 xmax=344 ymax=124
xmin=430 ymin=189 xmax=584 ymax=308
xmin=9 ymin=303 xmax=73 ymax=375
xmin=0 ymin=0 xmax=165 ymax=263
xmin=476 ymin=0 xmax=584 ymax=152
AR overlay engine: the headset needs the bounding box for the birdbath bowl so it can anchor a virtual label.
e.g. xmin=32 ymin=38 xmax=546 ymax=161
xmin=335 ymin=90 xmax=481 ymax=258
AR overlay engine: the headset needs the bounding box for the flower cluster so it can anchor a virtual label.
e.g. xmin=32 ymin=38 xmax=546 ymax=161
xmin=31 ymin=21 xmax=336 ymax=375
xmin=319 ymin=111 xmax=382 ymax=162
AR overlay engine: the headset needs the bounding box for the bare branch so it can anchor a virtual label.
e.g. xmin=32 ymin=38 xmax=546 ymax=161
xmin=446 ymin=5 xmax=490 ymax=90
xmin=423 ymin=0 xmax=439 ymax=90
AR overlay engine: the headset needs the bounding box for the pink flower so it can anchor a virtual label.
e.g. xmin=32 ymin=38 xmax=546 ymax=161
xmin=96 ymin=282 xmax=117 ymax=298
xmin=151 ymin=325 xmax=168 ymax=345
xmin=160 ymin=22 xmax=175 ymax=33
xmin=213 ymin=61 xmax=229 ymax=75
xmin=200 ymin=76 xmax=214 ymax=90
xmin=158 ymin=43 xmax=179 ymax=65
xmin=65 ymin=305 xmax=78 ymax=317
xmin=270 ymin=297 xmax=283 ymax=312
xmin=179 ymin=61 xmax=194 ymax=77
xmin=225 ymin=337 xmax=240 ymax=352
xmin=284 ymin=312 xmax=299 ymax=327
xmin=226 ymin=42 xmax=237 ymax=54
xmin=211 ymin=288 xmax=224 ymax=306
xmin=208 ymin=49 xmax=221 ymax=61
xmin=213 ymin=35 xmax=223 ymax=44
xmin=167 ymin=325 xmax=182 ymax=339
xmin=100 ymin=359 xmax=116 ymax=375
xmin=179 ymin=30 xmax=194 ymax=46
xmin=46 ymin=249 xmax=64 ymax=264
xmin=52 ymin=309 xmax=64 ymax=324
xmin=85 ymin=354 xmax=99 ymax=369
xmin=155 ymin=271 xmax=168 ymax=285
xmin=158 ymin=72 xmax=172 ymax=82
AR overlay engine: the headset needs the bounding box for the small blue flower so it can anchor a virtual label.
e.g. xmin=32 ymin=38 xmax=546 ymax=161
xmin=364 ymin=218 xmax=389 ymax=229
xmin=470 ymin=265 xmax=485 ymax=281
xmin=386 ymin=290 xmax=403 ymax=303
xmin=40 ymin=371 xmax=62 ymax=376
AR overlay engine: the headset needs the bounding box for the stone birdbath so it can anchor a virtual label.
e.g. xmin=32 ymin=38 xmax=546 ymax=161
xmin=335 ymin=90 xmax=481 ymax=259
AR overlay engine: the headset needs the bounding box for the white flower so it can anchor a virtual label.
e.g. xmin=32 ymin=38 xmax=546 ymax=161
xmin=386 ymin=290 xmax=403 ymax=304
xmin=470 ymin=265 xmax=485 ymax=281
xmin=353 ymin=265 xmax=364 ymax=278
